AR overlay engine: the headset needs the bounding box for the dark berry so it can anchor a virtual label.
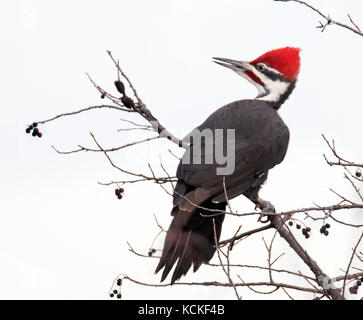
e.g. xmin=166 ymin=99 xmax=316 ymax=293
xmin=32 ymin=122 xmax=38 ymax=128
xmin=32 ymin=128 xmax=41 ymax=137
xmin=323 ymin=230 xmax=329 ymax=236
xmin=320 ymin=226 xmax=326 ymax=234
xmin=325 ymin=223 xmax=330 ymax=228
xmin=114 ymin=80 xmax=125 ymax=95
xmin=357 ymin=280 xmax=361 ymax=287
xmin=306 ymin=227 xmax=311 ymax=232
xmin=101 ymin=93 xmax=106 ymax=99
xmin=356 ymin=170 xmax=362 ymax=178
xmin=305 ymin=234 xmax=310 ymax=239
xmin=302 ymin=228 xmax=306 ymax=234
xmin=117 ymin=279 xmax=122 ymax=286
xmin=288 ymin=221 xmax=293 ymax=226
xmin=115 ymin=188 xmax=124 ymax=197
xmin=121 ymin=96 xmax=134 ymax=109
xmin=113 ymin=289 xmax=118 ymax=294
xmin=26 ymin=127 xmax=32 ymax=134
xmin=349 ymin=286 xmax=358 ymax=295
xmin=296 ymin=224 xmax=301 ymax=229
xmin=117 ymin=293 xmax=121 ymax=299
xmin=109 ymin=293 xmax=114 ymax=298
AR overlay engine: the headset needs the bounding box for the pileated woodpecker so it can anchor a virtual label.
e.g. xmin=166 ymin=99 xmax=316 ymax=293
xmin=155 ymin=47 xmax=301 ymax=284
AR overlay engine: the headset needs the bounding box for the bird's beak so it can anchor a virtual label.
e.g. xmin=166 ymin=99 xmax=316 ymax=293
xmin=212 ymin=57 xmax=252 ymax=72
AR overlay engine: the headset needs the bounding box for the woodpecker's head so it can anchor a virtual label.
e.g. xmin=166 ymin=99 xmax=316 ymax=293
xmin=213 ymin=47 xmax=301 ymax=108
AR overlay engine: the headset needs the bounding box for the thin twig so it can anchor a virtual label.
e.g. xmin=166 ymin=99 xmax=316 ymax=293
xmin=342 ymin=232 xmax=363 ymax=298
xmin=37 ymin=104 xmax=133 ymax=125
xmin=270 ymin=215 xmax=345 ymax=300
xmin=107 ymin=50 xmax=187 ymax=148
xmin=212 ymin=218 xmax=241 ymax=300
xmin=120 ymin=274 xmax=322 ymax=294
xmin=322 ymin=134 xmax=363 ymax=168
xmin=219 ymin=224 xmax=273 ymax=246
xmin=344 ymin=173 xmax=363 ymax=203
xmin=52 ymin=136 xmax=160 ymax=154
xmin=274 ymin=0 xmax=363 ymax=37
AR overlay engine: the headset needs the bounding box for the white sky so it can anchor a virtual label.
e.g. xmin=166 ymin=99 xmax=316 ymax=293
xmin=0 ymin=0 xmax=362 ymax=299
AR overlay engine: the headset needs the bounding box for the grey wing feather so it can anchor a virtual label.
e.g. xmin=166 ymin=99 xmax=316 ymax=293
xmin=158 ymin=99 xmax=290 ymax=284
xmin=176 ymin=99 xmax=289 ymax=201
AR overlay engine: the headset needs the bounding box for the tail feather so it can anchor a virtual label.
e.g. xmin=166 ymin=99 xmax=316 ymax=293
xmin=159 ymin=231 xmax=183 ymax=282
xmin=155 ymin=200 xmax=226 ymax=284
xmin=171 ymin=230 xmax=192 ymax=283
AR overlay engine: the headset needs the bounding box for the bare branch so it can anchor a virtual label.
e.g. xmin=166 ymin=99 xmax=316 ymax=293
xmin=322 ymin=134 xmax=363 ymax=168
xmin=52 ymin=135 xmax=160 ymax=155
xmin=106 ymin=50 xmax=188 ymax=148
xmin=270 ymin=215 xmax=345 ymax=300
xmin=348 ymin=14 xmax=362 ymax=33
xmin=119 ymin=274 xmax=323 ymax=294
xmin=212 ymin=218 xmax=241 ymax=299
xmin=37 ymin=104 xmax=134 ymax=125
xmin=219 ymin=224 xmax=273 ymax=246
xmin=89 ymin=132 xmax=168 ymax=182
xmin=342 ymin=232 xmax=363 ymax=298
xmin=98 ymin=176 xmax=176 ymax=186
xmin=274 ymin=0 xmax=363 ymax=37
xmin=344 ymin=173 xmax=363 ymax=203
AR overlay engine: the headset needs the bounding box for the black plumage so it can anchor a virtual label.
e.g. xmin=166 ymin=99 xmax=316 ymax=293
xmin=155 ymin=99 xmax=290 ymax=283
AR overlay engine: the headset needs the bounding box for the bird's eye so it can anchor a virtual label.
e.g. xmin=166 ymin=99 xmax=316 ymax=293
xmin=256 ymin=63 xmax=266 ymax=72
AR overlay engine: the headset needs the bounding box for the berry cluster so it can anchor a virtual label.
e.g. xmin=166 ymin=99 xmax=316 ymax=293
xmin=349 ymin=277 xmax=363 ymax=295
xmin=148 ymin=248 xmax=156 ymax=257
xmin=114 ymin=80 xmax=135 ymax=109
xmin=320 ymin=223 xmax=330 ymax=236
xmin=288 ymin=220 xmax=311 ymax=239
xmin=115 ymin=187 xmax=124 ymax=200
xmin=109 ymin=279 xmax=122 ymax=299
xmin=301 ymin=227 xmax=311 ymax=239
xmin=25 ymin=122 xmax=42 ymax=138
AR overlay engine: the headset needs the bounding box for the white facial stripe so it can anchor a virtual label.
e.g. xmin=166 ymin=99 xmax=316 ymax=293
xmin=232 ymin=63 xmax=289 ymax=102
xmin=257 ymin=78 xmax=289 ymax=102
xmin=250 ymin=66 xmax=289 ymax=103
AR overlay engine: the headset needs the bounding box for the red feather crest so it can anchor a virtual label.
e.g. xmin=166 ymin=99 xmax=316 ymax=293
xmin=250 ymin=47 xmax=301 ymax=80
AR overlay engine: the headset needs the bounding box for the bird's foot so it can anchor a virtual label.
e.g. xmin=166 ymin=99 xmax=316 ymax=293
xmin=255 ymin=198 xmax=275 ymax=223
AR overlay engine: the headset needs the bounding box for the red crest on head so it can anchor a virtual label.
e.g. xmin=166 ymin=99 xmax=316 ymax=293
xmin=250 ymin=47 xmax=301 ymax=80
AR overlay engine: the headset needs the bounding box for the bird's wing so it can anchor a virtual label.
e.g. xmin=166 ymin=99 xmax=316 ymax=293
xmin=175 ymin=100 xmax=289 ymax=203
xmin=158 ymin=100 xmax=289 ymax=283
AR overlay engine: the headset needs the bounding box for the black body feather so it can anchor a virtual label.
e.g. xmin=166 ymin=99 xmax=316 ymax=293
xmin=155 ymin=99 xmax=289 ymax=283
